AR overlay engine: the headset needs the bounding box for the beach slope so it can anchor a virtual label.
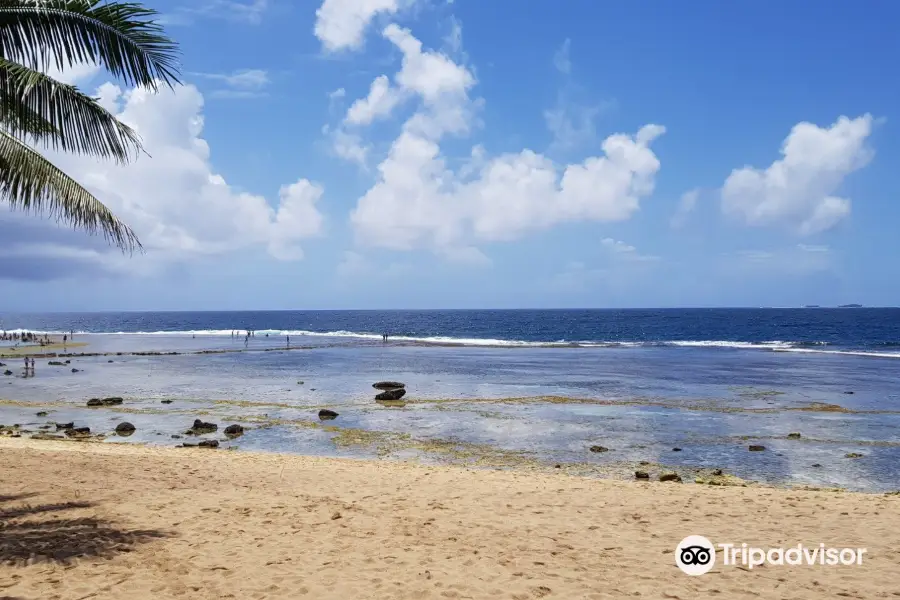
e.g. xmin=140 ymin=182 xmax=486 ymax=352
xmin=0 ymin=439 xmax=897 ymax=599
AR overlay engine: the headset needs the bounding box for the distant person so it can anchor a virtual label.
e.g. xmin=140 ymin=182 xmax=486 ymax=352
xmin=286 ymin=335 xmax=290 ymax=348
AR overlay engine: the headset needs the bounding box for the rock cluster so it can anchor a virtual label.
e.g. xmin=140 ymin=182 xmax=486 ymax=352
xmin=373 ymin=381 xmax=407 ymax=403
xmin=87 ymin=397 xmax=124 ymax=407
xmin=185 ymin=419 xmax=218 ymax=435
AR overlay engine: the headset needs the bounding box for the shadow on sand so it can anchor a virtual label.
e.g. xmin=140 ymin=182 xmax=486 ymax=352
xmin=0 ymin=492 xmax=168 ymax=565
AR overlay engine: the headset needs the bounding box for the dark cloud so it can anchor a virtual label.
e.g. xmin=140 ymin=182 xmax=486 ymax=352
xmin=0 ymin=212 xmax=120 ymax=281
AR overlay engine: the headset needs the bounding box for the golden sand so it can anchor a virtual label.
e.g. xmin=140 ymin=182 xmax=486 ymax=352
xmin=0 ymin=438 xmax=897 ymax=599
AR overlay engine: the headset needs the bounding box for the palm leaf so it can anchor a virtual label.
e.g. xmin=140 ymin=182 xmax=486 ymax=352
xmin=0 ymin=87 xmax=55 ymax=136
xmin=0 ymin=128 xmax=140 ymax=252
xmin=0 ymin=57 xmax=142 ymax=161
xmin=0 ymin=0 xmax=180 ymax=90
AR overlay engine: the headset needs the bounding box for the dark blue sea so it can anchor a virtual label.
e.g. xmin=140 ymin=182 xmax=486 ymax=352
xmin=1 ymin=309 xmax=899 ymax=492
xmin=3 ymin=308 xmax=900 ymax=355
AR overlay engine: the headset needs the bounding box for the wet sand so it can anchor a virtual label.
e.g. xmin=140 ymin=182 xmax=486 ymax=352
xmin=1 ymin=438 xmax=898 ymax=600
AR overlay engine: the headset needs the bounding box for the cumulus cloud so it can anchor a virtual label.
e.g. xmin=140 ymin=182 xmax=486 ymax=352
xmin=721 ymin=115 xmax=875 ymax=235
xmin=345 ymin=74 xmax=403 ymax=125
xmin=0 ymin=75 xmax=325 ymax=280
xmin=329 ymin=22 xmax=476 ymax=166
xmin=314 ymin=0 xmax=418 ymax=52
xmin=340 ymin=25 xmax=665 ymax=257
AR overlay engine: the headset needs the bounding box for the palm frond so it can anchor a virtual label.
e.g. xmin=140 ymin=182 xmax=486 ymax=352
xmin=0 ymin=0 xmax=180 ymax=90
xmin=0 ymin=57 xmax=142 ymax=161
xmin=0 ymin=58 xmax=142 ymax=163
xmin=0 ymin=86 xmax=55 ymax=135
xmin=0 ymin=128 xmax=141 ymax=252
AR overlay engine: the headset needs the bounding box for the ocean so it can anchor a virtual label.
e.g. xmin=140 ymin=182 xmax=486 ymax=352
xmin=1 ymin=308 xmax=899 ymax=492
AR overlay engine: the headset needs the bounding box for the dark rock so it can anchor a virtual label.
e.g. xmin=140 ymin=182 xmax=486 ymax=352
xmin=3 ymin=370 xmax=11 ymax=376
xmin=171 ymin=434 xmax=182 ymax=439
xmin=36 ymin=411 xmax=48 ymax=417
xmin=185 ymin=419 xmax=217 ymax=435
xmin=811 ymin=463 xmax=823 ymax=468
xmin=373 ymin=381 xmax=406 ymax=390
xmin=748 ymin=445 xmax=766 ymax=451
xmin=672 ymin=447 xmax=682 ymax=452
xmin=71 ymin=368 xmax=80 ymax=373
xmin=638 ymin=461 xmax=650 ymax=465
xmin=161 ymin=399 xmax=174 ymax=404
xmin=589 ymin=445 xmax=609 ymax=453
xmin=198 ymin=439 xmax=219 ymax=449
xmin=65 ymin=427 xmax=91 ymax=437
xmin=844 ymin=391 xmax=854 ymax=395
xmin=108 ymin=360 xmax=114 ymax=363
xmin=375 ymin=388 xmax=406 ymax=401
xmin=787 ymin=432 xmax=802 ymax=439
xmin=86 ymin=397 xmax=121 ymax=407
xmin=659 ymin=472 xmax=682 ymax=482
xmin=845 ymin=452 xmax=864 ymax=459
xmin=554 ymin=464 xmax=561 ymax=469
xmin=115 ymin=422 xmax=136 ymax=436
xmin=181 ymin=442 xmax=198 ymax=448
xmin=318 ymin=409 xmax=339 ymax=421
xmin=48 ymin=361 xmax=65 ymax=366
xmin=0 ymin=363 xmax=4 ymax=367
xmin=55 ymin=422 xmax=74 ymax=430
xmin=634 ymin=471 xmax=650 ymax=480
xmin=224 ymin=424 xmax=244 ymax=437
xmin=712 ymin=469 xmax=724 ymax=476
xmin=64 ymin=360 xmax=70 ymax=364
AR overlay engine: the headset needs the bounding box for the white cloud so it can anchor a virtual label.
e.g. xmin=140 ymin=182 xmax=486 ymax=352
xmin=553 ymin=38 xmax=571 ymax=74
xmin=345 ymin=74 xmax=403 ymax=125
xmin=721 ymin=115 xmax=875 ymax=235
xmin=544 ymin=98 xmax=600 ymax=153
xmin=326 ymin=126 xmax=370 ymax=167
xmin=331 ymin=23 xmax=476 ymax=165
xmin=192 ymin=69 xmax=270 ymax=99
xmin=314 ymin=0 xmax=416 ymax=52
xmin=444 ymin=16 xmax=463 ymax=54
xmin=671 ymin=188 xmax=699 ymax=228
xmin=44 ymin=62 xmax=101 ymax=86
xmin=175 ymin=0 xmax=268 ymax=25
xmin=344 ymin=26 xmax=665 ymax=257
xmin=601 ymin=238 xmax=659 ymax=262
xmin=8 ymin=81 xmax=325 ymax=278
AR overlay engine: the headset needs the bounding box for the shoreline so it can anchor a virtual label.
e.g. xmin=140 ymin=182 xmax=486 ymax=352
xmin=1 ymin=438 xmax=897 ymax=599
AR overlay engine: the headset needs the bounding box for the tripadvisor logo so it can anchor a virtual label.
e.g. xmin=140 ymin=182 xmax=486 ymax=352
xmin=676 ymin=535 xmax=716 ymax=576
xmin=675 ymin=536 xmax=867 ymax=576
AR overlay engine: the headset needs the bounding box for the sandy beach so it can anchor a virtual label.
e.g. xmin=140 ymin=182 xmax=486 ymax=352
xmin=1 ymin=438 xmax=897 ymax=600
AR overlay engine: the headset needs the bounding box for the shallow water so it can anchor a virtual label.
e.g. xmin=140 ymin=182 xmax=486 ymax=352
xmin=2 ymin=332 xmax=898 ymax=492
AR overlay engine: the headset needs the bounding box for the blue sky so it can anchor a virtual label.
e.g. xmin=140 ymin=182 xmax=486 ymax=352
xmin=1 ymin=0 xmax=898 ymax=310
